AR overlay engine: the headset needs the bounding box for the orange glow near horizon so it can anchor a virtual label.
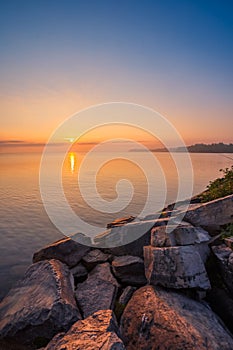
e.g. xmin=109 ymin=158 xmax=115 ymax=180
xmin=1 ymin=90 xmax=232 ymax=151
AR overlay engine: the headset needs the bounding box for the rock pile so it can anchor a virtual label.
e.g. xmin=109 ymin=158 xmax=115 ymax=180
xmin=0 ymin=194 xmax=232 ymax=349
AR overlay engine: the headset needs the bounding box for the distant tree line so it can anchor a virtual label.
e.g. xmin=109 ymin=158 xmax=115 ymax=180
xmin=175 ymin=143 xmax=233 ymax=153
xmin=130 ymin=143 xmax=233 ymax=153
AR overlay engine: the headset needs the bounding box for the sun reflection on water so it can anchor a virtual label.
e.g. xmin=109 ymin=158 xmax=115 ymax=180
xmin=69 ymin=152 xmax=76 ymax=173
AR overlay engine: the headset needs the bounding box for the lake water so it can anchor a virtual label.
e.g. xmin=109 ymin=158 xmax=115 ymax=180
xmin=0 ymin=151 xmax=232 ymax=299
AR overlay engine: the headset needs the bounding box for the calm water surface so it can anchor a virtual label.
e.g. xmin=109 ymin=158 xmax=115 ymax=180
xmin=0 ymin=151 xmax=232 ymax=299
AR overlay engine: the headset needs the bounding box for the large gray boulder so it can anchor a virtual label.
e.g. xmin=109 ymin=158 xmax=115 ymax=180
xmin=144 ymin=245 xmax=210 ymax=290
xmin=151 ymin=223 xmax=210 ymax=263
xmin=0 ymin=259 xmax=80 ymax=345
xmin=112 ymin=256 xmax=147 ymax=286
xmin=183 ymin=194 xmax=233 ymax=230
xmin=151 ymin=223 xmax=210 ymax=247
xmin=120 ymin=285 xmax=233 ymax=350
xmin=45 ymin=309 xmax=125 ymax=350
xmin=75 ymin=263 xmax=119 ymax=318
xmin=33 ymin=237 xmax=90 ymax=267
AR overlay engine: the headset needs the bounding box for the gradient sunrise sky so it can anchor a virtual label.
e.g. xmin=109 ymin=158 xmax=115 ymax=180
xmin=0 ymin=0 xmax=233 ymax=147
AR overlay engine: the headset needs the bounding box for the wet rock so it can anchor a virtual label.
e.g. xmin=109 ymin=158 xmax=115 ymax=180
xmin=75 ymin=263 xmax=119 ymax=318
xmin=82 ymin=249 xmax=111 ymax=270
xmin=183 ymin=194 xmax=233 ymax=230
xmin=112 ymin=256 xmax=147 ymax=286
xmin=144 ymin=245 xmax=210 ymax=290
xmin=33 ymin=237 xmax=90 ymax=267
xmin=0 ymin=259 xmax=80 ymax=345
xmin=45 ymin=309 xmax=125 ymax=350
xmin=120 ymin=285 xmax=233 ymax=350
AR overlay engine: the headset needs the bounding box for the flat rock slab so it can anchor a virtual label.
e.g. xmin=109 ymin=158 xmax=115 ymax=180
xmin=0 ymin=259 xmax=81 ymax=345
xmin=120 ymin=285 xmax=233 ymax=350
xmin=144 ymin=245 xmax=210 ymax=290
xmin=82 ymin=249 xmax=111 ymax=270
xmin=45 ymin=309 xmax=125 ymax=350
xmin=151 ymin=223 xmax=210 ymax=247
xmin=75 ymin=263 xmax=119 ymax=318
xmin=94 ymin=220 xmax=155 ymax=256
xmin=33 ymin=237 xmax=90 ymax=267
xmin=107 ymin=215 xmax=136 ymax=228
xmin=183 ymin=194 xmax=233 ymax=229
xmin=112 ymin=256 xmax=147 ymax=286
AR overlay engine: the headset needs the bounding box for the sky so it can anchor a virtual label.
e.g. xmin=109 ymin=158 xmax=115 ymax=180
xmin=0 ymin=0 xmax=233 ymax=149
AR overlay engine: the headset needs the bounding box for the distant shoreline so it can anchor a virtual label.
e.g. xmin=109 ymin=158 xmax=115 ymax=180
xmin=130 ymin=143 xmax=233 ymax=154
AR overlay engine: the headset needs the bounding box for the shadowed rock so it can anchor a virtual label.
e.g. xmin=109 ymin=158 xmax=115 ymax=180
xmin=0 ymin=259 xmax=81 ymax=345
xmin=33 ymin=237 xmax=90 ymax=267
xmin=112 ymin=256 xmax=147 ymax=286
xmin=45 ymin=309 xmax=125 ymax=350
xmin=75 ymin=263 xmax=119 ymax=318
xmin=212 ymin=244 xmax=233 ymax=296
xmin=70 ymin=263 xmax=88 ymax=284
xmin=120 ymin=285 xmax=233 ymax=350
xmin=118 ymin=286 xmax=137 ymax=305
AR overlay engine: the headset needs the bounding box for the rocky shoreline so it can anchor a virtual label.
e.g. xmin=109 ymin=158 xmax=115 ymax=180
xmin=0 ymin=194 xmax=233 ymax=349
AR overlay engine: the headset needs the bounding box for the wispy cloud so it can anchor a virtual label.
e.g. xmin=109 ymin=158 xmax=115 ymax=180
xmin=0 ymin=140 xmax=45 ymax=147
xmin=0 ymin=140 xmax=25 ymax=144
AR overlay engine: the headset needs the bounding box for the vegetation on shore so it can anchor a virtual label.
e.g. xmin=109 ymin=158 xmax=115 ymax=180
xmin=177 ymin=143 xmax=233 ymax=153
xmin=199 ymin=165 xmax=233 ymax=203
xmin=131 ymin=142 xmax=233 ymax=153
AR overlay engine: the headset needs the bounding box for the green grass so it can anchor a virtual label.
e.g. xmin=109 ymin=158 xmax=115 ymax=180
xmin=199 ymin=166 xmax=233 ymax=203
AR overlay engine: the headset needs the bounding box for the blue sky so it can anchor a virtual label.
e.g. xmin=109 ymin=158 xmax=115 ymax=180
xmin=0 ymin=0 xmax=233 ymax=143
